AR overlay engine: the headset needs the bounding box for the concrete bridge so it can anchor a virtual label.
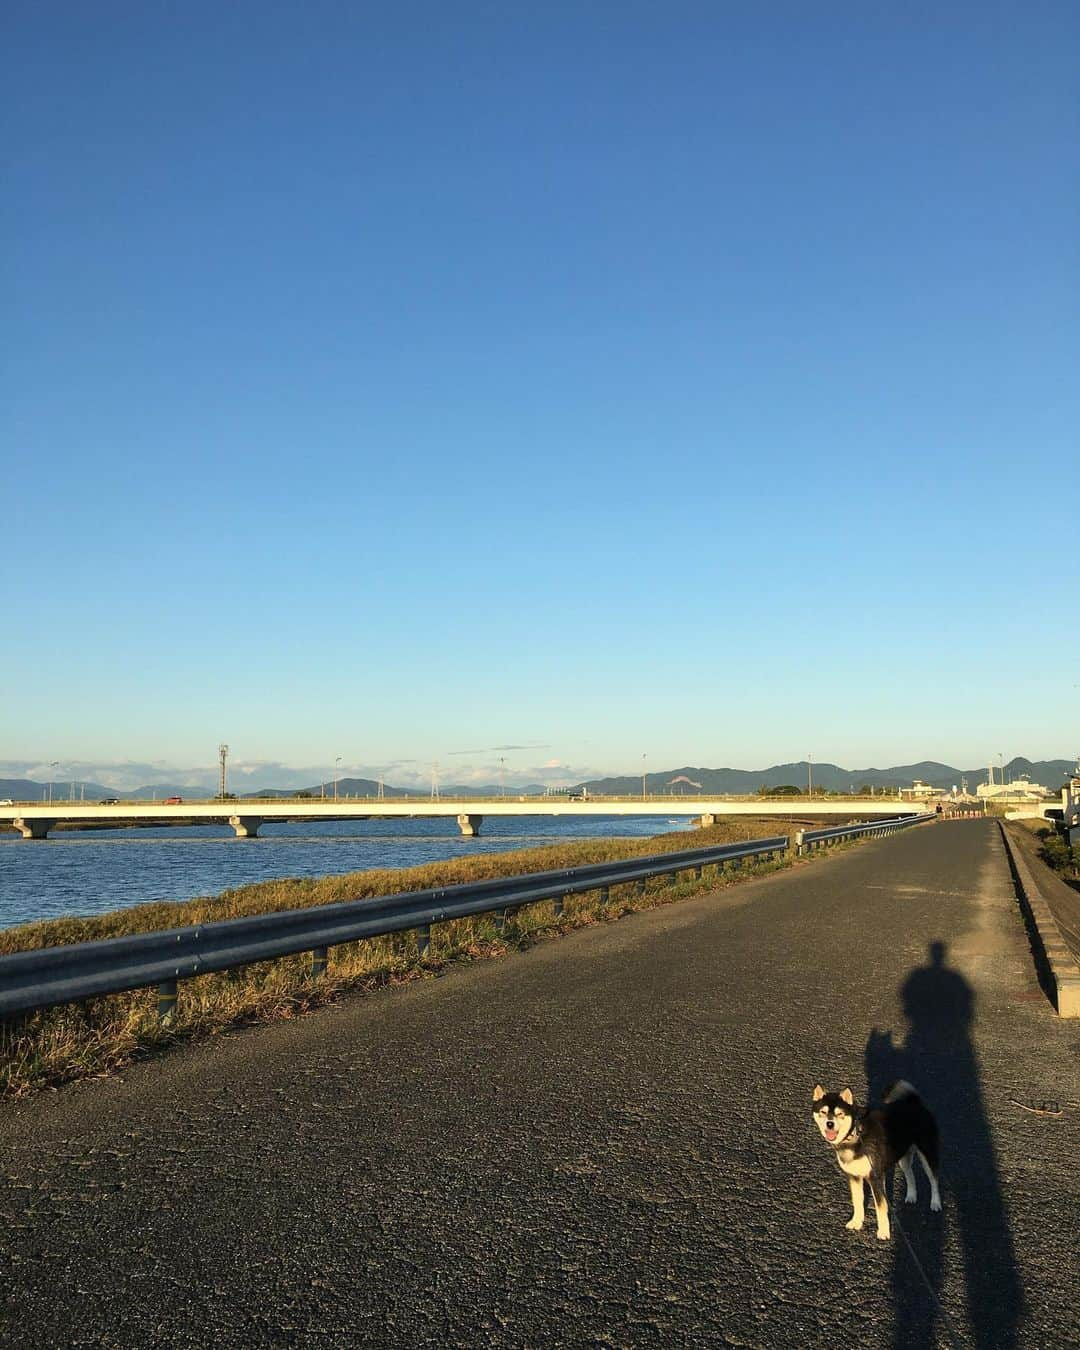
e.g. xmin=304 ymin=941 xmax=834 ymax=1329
xmin=0 ymin=796 xmax=925 ymax=839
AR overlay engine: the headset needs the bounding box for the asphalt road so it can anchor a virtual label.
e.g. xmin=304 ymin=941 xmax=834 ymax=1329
xmin=2 ymin=820 xmax=1078 ymax=1348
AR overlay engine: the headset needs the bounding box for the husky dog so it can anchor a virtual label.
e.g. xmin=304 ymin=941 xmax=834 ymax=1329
xmin=812 ymin=1081 xmax=941 ymax=1239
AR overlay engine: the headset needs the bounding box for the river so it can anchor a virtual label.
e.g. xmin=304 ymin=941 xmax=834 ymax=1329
xmin=0 ymin=814 xmax=693 ymax=930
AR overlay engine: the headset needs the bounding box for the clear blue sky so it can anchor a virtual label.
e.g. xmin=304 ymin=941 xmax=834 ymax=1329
xmin=4 ymin=3 xmax=1077 ymax=790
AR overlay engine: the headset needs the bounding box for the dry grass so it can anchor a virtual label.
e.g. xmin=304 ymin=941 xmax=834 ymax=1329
xmin=0 ymin=819 xmax=790 ymax=1097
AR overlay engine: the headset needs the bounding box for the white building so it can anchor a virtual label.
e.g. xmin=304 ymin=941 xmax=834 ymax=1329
xmin=1063 ymin=764 xmax=1080 ymax=844
xmin=976 ymin=764 xmax=1049 ymax=803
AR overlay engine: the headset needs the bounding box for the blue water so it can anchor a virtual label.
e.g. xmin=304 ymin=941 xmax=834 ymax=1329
xmin=0 ymin=815 xmax=693 ymax=930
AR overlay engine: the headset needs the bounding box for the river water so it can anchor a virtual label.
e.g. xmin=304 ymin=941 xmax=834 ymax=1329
xmin=0 ymin=815 xmax=693 ymax=931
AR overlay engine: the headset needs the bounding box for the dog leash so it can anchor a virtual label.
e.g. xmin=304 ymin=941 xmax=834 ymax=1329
xmin=887 ymin=1198 xmax=964 ymax=1350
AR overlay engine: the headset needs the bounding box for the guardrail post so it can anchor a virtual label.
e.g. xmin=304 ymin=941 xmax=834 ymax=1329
xmin=311 ymin=946 xmax=329 ymax=979
xmin=157 ymin=980 xmax=178 ymax=1025
xmin=794 ymin=830 xmax=805 ymax=857
xmin=598 ymin=886 xmax=609 ymax=906
xmin=636 ymin=879 xmax=647 ymax=896
xmin=553 ymin=896 xmax=564 ymax=918
xmin=496 ymin=909 xmax=507 ymax=935
xmin=415 ymin=925 xmax=431 ymax=958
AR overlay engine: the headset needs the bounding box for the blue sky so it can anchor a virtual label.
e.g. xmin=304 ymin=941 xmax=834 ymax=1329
xmin=4 ymin=3 xmax=1077 ymax=790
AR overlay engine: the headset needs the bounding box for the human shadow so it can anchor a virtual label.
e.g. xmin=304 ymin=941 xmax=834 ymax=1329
xmin=865 ymin=941 xmax=1023 ymax=1349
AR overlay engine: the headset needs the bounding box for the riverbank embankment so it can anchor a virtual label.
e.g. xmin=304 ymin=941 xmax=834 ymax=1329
xmin=0 ymin=818 xmax=794 ymax=1097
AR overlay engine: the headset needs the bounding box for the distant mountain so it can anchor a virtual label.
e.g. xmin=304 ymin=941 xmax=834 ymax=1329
xmin=576 ymin=758 xmax=1075 ymax=796
xmin=1 ymin=757 xmax=1072 ymax=806
xmin=259 ymin=777 xmax=416 ymax=800
xmin=126 ymin=783 xmax=215 ymax=801
xmin=0 ymin=778 xmax=114 ymax=803
xmin=994 ymin=758 xmax=1076 ymax=789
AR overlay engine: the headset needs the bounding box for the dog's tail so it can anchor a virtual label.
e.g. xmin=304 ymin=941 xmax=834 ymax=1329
xmin=884 ymin=1079 xmax=920 ymax=1104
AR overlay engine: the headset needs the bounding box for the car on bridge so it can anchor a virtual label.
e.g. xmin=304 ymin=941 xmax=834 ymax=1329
xmin=98 ymin=797 xmax=119 ymax=805
xmin=163 ymin=796 xmax=183 ymax=805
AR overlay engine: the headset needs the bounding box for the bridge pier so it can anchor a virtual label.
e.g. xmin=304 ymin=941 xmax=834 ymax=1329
xmin=229 ymin=815 xmax=264 ymax=839
xmin=13 ymin=818 xmax=55 ymax=840
xmin=457 ymin=814 xmax=483 ymax=837
xmin=698 ymin=813 xmax=718 ymax=828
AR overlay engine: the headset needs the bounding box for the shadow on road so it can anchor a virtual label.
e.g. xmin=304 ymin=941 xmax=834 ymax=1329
xmin=865 ymin=940 xmax=1023 ymax=1349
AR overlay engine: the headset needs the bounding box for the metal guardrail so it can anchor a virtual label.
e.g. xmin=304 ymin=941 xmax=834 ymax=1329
xmin=794 ymin=813 xmax=936 ymax=855
xmin=0 ymin=836 xmax=789 ymax=1023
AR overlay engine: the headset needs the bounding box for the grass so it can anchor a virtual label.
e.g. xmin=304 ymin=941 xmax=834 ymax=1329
xmin=0 ymin=817 xmax=809 ymax=1098
xmin=1032 ymin=826 xmax=1080 ymax=882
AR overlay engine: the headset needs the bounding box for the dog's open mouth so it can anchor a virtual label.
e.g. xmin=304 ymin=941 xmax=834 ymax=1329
xmin=825 ymin=1124 xmax=838 ymax=1141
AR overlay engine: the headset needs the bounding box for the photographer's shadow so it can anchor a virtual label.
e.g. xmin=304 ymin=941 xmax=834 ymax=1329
xmin=865 ymin=941 xmax=1022 ymax=1349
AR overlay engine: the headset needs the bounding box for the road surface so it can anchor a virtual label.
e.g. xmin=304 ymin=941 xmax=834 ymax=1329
xmin=2 ymin=820 xmax=1077 ymax=1347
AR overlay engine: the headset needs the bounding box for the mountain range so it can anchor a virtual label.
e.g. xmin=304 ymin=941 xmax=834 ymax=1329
xmin=1 ymin=758 xmax=1073 ymax=803
xmin=585 ymin=758 xmax=1074 ymax=796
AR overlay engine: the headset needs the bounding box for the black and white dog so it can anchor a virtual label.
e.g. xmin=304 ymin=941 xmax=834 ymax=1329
xmin=812 ymin=1080 xmax=941 ymax=1239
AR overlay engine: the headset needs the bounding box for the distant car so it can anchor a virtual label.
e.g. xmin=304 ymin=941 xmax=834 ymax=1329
xmin=0 ymin=798 xmax=13 ymax=806
xmin=163 ymin=795 xmax=183 ymax=805
xmin=99 ymin=797 xmax=119 ymax=805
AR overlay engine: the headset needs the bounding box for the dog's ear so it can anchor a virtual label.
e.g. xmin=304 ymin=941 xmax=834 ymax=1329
xmin=840 ymin=1087 xmax=854 ymax=1105
xmin=812 ymin=1084 xmax=825 ymax=1101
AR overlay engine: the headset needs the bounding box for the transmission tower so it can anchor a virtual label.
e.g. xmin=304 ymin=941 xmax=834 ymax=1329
xmin=431 ymin=762 xmax=440 ymax=801
xmin=219 ymin=744 xmax=229 ymax=799
xmin=377 ymin=776 xmax=385 ymax=801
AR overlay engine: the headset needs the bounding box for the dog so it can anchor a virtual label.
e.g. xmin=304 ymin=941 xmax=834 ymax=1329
xmin=812 ymin=1080 xmax=941 ymax=1239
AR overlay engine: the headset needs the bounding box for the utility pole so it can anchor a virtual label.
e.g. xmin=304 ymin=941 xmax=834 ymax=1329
xmin=219 ymin=744 xmax=229 ymax=800
xmin=335 ymin=756 xmax=341 ymax=802
xmin=808 ymin=755 xmax=813 ymax=798
xmin=499 ymin=757 xmax=506 ymax=799
xmin=642 ymin=753 xmax=647 ymax=802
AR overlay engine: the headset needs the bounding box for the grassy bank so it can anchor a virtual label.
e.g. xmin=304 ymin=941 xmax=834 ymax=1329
xmin=1033 ymin=826 xmax=1080 ymax=883
xmin=0 ymin=819 xmax=803 ymax=1098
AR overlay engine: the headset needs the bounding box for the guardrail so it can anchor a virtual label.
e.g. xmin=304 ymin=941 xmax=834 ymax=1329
xmin=794 ymin=813 xmax=936 ymax=855
xmin=0 ymin=835 xmax=789 ymax=1024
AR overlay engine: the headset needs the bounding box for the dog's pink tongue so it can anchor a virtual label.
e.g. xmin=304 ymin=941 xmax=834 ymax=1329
xmin=825 ymin=1126 xmax=837 ymax=1140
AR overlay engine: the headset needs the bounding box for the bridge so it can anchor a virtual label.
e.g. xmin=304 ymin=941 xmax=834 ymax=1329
xmin=0 ymin=795 xmax=926 ymax=838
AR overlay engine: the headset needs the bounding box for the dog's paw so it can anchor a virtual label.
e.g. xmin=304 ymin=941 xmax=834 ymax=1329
xmin=845 ymin=1216 xmax=863 ymax=1231
xmin=904 ymin=1190 xmax=917 ymax=1205
xmin=876 ymin=1226 xmax=891 ymax=1241
xmin=930 ymin=1195 xmax=942 ymax=1212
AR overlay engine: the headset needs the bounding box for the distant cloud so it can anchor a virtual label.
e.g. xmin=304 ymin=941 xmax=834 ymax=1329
xmin=0 ymin=754 xmax=599 ymax=794
xmin=447 ymin=743 xmax=550 ymax=756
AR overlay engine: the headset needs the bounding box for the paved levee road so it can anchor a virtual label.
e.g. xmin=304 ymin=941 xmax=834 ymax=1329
xmin=2 ymin=821 xmax=1078 ymax=1348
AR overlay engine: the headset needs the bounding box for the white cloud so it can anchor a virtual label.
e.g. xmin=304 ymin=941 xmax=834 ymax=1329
xmin=0 ymin=755 xmax=610 ymax=793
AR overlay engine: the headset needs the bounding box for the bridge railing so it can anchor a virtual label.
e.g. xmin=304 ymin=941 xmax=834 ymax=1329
xmin=794 ymin=813 xmax=936 ymax=856
xmin=0 ymin=835 xmax=789 ymax=1024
